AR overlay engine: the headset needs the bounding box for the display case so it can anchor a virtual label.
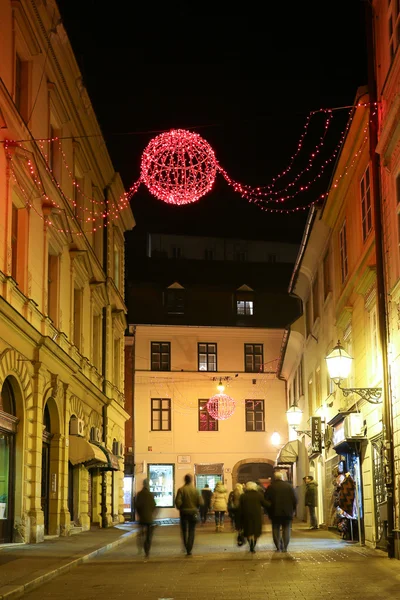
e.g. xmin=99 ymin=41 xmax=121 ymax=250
xmin=148 ymin=464 xmax=174 ymax=507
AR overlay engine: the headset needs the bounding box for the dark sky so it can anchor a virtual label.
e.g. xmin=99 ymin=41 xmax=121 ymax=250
xmin=56 ymin=1 xmax=368 ymax=246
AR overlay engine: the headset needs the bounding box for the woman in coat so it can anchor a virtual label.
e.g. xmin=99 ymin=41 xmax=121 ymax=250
xmin=239 ymin=481 xmax=268 ymax=553
xmin=211 ymin=481 xmax=228 ymax=531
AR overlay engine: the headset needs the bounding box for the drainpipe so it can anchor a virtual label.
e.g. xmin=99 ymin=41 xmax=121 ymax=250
xmin=365 ymin=1 xmax=395 ymax=558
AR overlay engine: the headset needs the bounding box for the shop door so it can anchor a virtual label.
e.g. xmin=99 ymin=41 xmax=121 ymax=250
xmin=372 ymin=437 xmax=387 ymax=550
xmin=68 ymin=461 xmax=74 ymax=524
xmin=41 ymin=441 xmax=50 ymax=534
xmin=0 ymin=432 xmax=15 ymax=544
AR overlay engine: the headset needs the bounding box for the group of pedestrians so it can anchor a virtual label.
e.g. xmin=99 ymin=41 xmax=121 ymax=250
xmin=135 ymin=472 xmax=318 ymax=557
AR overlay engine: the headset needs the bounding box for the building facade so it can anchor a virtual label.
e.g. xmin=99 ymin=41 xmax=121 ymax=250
xmin=280 ymin=87 xmax=387 ymax=550
xmin=0 ymin=0 xmax=134 ymax=543
xmin=124 ymin=237 xmax=301 ymax=518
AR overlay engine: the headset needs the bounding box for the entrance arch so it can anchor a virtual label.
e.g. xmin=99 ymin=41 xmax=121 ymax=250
xmin=232 ymin=458 xmax=275 ymax=488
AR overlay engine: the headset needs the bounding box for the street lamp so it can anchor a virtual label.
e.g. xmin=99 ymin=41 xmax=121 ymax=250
xmin=286 ymin=403 xmax=311 ymax=436
xmin=270 ymin=431 xmax=281 ymax=446
xmin=325 ymin=340 xmax=382 ymax=404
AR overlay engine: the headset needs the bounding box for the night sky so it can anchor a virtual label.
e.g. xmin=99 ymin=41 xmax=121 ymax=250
xmin=56 ymin=1 xmax=368 ymax=246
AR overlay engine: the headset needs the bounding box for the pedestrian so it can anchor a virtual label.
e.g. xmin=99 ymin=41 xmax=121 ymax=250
xmin=265 ymin=471 xmax=297 ymax=552
xmin=211 ymin=480 xmax=228 ymax=531
xmin=175 ymin=474 xmax=203 ymax=556
xmin=200 ymin=483 xmax=212 ymax=523
xmin=229 ymin=482 xmax=244 ymax=531
xmin=239 ymin=481 xmax=268 ymax=553
xmin=304 ymin=475 xmax=319 ymax=529
xmin=135 ymin=478 xmax=157 ymax=557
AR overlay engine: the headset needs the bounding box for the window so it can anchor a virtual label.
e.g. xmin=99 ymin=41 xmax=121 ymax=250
xmin=388 ymin=0 xmax=400 ymax=61
xmin=298 ymin=359 xmax=304 ymax=397
xmin=370 ymin=306 xmax=379 ymax=376
xmin=92 ymin=313 xmax=102 ymax=371
xmin=237 ymin=300 xmax=254 ymax=315
xmin=198 ymin=343 xmax=217 ymax=371
xmin=305 ymin=297 xmax=312 ymax=338
xmin=308 ymin=378 xmax=314 ymax=418
xmin=268 ymin=254 xmax=277 ymax=263
xmin=172 ymin=246 xmax=182 ymax=259
xmin=73 ymin=287 xmax=82 ymax=351
xmin=198 ymin=399 xmax=218 ymax=431
xmin=15 ymin=54 xmax=29 ymax=121
xmin=234 ymin=251 xmax=247 ymax=262
xmin=165 ymin=289 xmax=185 ymax=315
xmin=361 ymin=166 xmax=372 ymax=241
xmin=151 ymin=342 xmax=171 ymax=371
xmin=73 ymin=171 xmax=85 ymax=224
xmin=204 ymin=248 xmax=214 ymax=260
xmin=244 ymin=344 xmax=263 ymax=373
xmin=245 ymin=400 xmax=265 ymax=431
xmin=113 ymin=242 xmax=121 ymax=289
xmin=48 ymin=124 xmax=61 ymax=180
xmin=339 ymin=221 xmax=348 ymax=283
xmin=323 ymin=251 xmax=331 ymax=300
xmin=47 ymin=251 xmax=60 ymax=326
xmin=312 ymin=276 xmax=320 ymax=321
xmin=151 ymin=398 xmax=171 ymax=431
xmin=315 ymin=368 xmax=321 ymax=408
xmin=11 ymin=204 xmax=18 ymax=280
xmin=114 ymin=338 xmax=121 ymax=387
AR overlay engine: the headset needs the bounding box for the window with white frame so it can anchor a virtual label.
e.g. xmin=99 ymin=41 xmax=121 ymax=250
xmin=361 ymin=166 xmax=372 ymax=241
xmin=339 ymin=221 xmax=348 ymax=283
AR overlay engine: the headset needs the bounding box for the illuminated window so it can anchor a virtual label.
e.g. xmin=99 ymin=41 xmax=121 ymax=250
xmin=198 ymin=399 xmax=218 ymax=431
xmin=237 ymin=300 xmax=253 ymax=315
xmin=198 ymin=343 xmax=217 ymax=371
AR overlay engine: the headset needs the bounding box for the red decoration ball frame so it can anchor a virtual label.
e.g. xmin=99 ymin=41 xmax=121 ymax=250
xmin=140 ymin=129 xmax=218 ymax=205
xmin=206 ymin=393 xmax=236 ymax=421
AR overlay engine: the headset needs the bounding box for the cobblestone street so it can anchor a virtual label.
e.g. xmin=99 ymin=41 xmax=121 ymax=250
xmin=21 ymin=522 xmax=400 ymax=600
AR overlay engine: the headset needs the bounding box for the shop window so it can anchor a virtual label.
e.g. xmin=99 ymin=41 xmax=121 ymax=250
xmin=244 ymin=344 xmax=263 ymax=373
xmin=245 ymin=399 xmax=265 ymax=431
xmin=151 ymin=342 xmax=170 ymax=371
xmin=148 ymin=464 xmax=174 ymax=507
xmin=198 ymin=399 xmax=218 ymax=431
xmin=198 ymin=343 xmax=217 ymax=371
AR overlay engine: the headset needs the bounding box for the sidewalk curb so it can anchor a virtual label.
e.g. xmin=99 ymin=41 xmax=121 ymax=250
xmin=0 ymin=528 xmax=138 ymax=600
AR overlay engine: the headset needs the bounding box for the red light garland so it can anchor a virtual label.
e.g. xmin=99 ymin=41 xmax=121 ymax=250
xmin=2 ymin=102 xmax=377 ymax=230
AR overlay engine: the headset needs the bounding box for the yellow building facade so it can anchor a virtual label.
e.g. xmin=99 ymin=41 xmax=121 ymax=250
xmin=132 ymin=324 xmax=289 ymax=518
xmin=0 ymin=0 xmax=134 ymax=543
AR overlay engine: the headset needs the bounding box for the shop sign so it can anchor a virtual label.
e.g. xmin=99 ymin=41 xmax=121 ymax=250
xmin=311 ymin=416 xmax=322 ymax=454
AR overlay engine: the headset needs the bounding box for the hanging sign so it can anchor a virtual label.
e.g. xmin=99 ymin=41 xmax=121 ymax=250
xmin=311 ymin=416 xmax=322 ymax=454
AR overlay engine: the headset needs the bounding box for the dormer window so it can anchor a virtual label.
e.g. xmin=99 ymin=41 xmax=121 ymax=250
xmin=236 ymin=285 xmax=254 ymax=316
xmin=164 ymin=283 xmax=185 ymax=315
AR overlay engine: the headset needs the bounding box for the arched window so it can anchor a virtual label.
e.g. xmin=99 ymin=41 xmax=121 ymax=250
xmin=0 ymin=379 xmax=16 ymax=416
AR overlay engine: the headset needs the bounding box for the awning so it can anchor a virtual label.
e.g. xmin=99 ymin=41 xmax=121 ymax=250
xmin=97 ymin=445 xmax=120 ymax=471
xmin=69 ymin=436 xmax=108 ymax=468
xmin=276 ymin=439 xmax=299 ymax=465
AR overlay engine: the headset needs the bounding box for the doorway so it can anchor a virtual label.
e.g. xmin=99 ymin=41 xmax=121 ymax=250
xmin=41 ymin=404 xmax=52 ymax=534
xmin=0 ymin=378 xmax=17 ymax=544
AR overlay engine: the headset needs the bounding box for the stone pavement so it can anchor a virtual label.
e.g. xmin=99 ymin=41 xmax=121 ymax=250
xmin=2 ymin=519 xmax=400 ymax=600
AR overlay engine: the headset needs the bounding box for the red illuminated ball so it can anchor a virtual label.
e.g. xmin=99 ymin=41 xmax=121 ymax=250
xmin=140 ymin=129 xmax=218 ymax=205
xmin=206 ymin=393 xmax=236 ymax=421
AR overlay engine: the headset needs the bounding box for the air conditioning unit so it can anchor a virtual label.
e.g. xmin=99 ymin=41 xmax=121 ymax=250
xmin=70 ymin=417 xmax=85 ymax=437
xmin=90 ymin=427 xmax=101 ymax=443
xmin=344 ymin=413 xmax=365 ymax=438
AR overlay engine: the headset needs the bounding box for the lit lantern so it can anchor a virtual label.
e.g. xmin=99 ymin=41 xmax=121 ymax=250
xmin=206 ymin=393 xmax=236 ymax=421
xmin=140 ymin=129 xmax=218 ymax=205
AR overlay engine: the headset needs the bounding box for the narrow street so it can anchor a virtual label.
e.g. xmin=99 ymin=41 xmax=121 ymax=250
xmin=22 ymin=522 xmax=400 ymax=600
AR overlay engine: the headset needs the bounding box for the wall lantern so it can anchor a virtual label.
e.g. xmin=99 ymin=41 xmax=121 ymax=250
xmin=325 ymin=340 xmax=382 ymax=404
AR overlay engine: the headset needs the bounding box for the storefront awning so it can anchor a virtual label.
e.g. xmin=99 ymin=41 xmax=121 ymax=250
xmin=97 ymin=446 xmax=120 ymax=471
xmin=69 ymin=436 xmax=108 ymax=468
xmin=276 ymin=439 xmax=299 ymax=464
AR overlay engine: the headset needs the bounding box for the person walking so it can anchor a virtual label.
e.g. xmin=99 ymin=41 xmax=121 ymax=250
xmin=211 ymin=480 xmax=228 ymax=531
xmin=200 ymin=483 xmax=212 ymax=524
xmin=304 ymin=475 xmax=319 ymax=529
xmin=265 ymin=471 xmax=297 ymax=553
xmin=175 ymin=474 xmax=203 ymax=556
xmin=135 ymin=478 xmax=157 ymax=557
xmin=229 ymin=482 xmax=244 ymax=532
xmin=239 ymin=481 xmax=268 ymax=553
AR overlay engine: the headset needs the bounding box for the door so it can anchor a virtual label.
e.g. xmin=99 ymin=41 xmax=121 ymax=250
xmin=41 ymin=441 xmax=50 ymax=534
xmin=0 ymin=432 xmax=15 ymax=544
xmin=68 ymin=462 xmax=74 ymax=524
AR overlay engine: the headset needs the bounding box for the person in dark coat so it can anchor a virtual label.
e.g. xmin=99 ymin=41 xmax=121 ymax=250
xmin=239 ymin=481 xmax=268 ymax=553
xmin=304 ymin=475 xmax=319 ymax=529
xmin=265 ymin=471 xmax=297 ymax=552
xmin=200 ymin=483 xmax=212 ymax=523
xmin=175 ymin=474 xmax=203 ymax=556
xmin=135 ymin=478 xmax=157 ymax=557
